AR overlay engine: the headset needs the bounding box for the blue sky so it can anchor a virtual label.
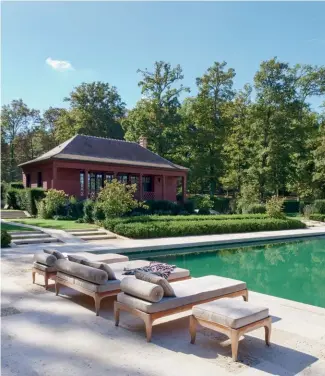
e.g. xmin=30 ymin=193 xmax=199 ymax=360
xmin=2 ymin=1 xmax=325 ymax=112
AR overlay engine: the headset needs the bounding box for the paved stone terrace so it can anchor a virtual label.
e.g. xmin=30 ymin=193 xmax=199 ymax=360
xmin=2 ymin=249 xmax=325 ymax=376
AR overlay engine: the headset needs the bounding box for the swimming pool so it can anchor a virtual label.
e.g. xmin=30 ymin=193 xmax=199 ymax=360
xmin=126 ymin=237 xmax=325 ymax=308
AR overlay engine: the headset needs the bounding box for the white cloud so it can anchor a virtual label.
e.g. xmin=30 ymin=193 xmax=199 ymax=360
xmin=46 ymin=57 xmax=74 ymax=72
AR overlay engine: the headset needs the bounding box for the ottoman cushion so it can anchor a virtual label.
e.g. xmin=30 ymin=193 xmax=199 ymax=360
xmin=193 ymin=298 xmax=269 ymax=329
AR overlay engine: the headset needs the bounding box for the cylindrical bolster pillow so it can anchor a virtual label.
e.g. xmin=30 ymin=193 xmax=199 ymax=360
xmin=120 ymin=277 xmax=164 ymax=303
xmin=55 ymin=259 xmax=108 ymax=285
xmin=43 ymin=248 xmax=66 ymax=260
xmin=33 ymin=253 xmax=57 ymax=267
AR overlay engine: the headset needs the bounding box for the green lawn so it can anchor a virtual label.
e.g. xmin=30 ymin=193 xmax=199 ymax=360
xmin=1 ymin=223 xmax=35 ymax=232
xmin=11 ymin=219 xmax=98 ymax=230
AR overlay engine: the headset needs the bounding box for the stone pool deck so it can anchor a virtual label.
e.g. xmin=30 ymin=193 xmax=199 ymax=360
xmin=4 ymin=224 xmax=325 ymax=257
xmin=2 ymin=250 xmax=325 ymax=375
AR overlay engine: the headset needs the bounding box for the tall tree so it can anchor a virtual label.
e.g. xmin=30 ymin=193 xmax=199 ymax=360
xmin=55 ymin=82 xmax=126 ymax=142
xmin=179 ymin=61 xmax=235 ymax=195
xmin=1 ymin=99 xmax=39 ymax=181
xmin=123 ymin=61 xmax=189 ymax=157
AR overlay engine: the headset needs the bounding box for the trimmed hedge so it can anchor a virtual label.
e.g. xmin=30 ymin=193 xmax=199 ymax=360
xmin=111 ymin=218 xmax=306 ymax=239
xmin=6 ymin=188 xmax=46 ymax=215
xmin=309 ymin=214 xmax=325 ymax=222
xmin=145 ymin=200 xmax=181 ymax=215
xmin=104 ymin=214 xmax=269 ymax=232
xmin=9 ymin=182 xmax=24 ymax=189
xmin=283 ymin=200 xmax=300 ymax=213
xmin=211 ymin=197 xmax=231 ymax=213
xmin=1 ymin=230 xmax=11 ymax=247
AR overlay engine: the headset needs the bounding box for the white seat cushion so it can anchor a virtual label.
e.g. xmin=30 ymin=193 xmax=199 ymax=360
xmin=193 ymin=298 xmax=269 ymax=329
xmin=117 ymin=276 xmax=246 ymax=314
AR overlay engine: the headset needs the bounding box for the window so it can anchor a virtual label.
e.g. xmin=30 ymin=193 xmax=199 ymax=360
xmin=26 ymin=174 xmax=31 ymax=188
xmin=37 ymin=172 xmax=42 ymax=188
xmin=105 ymin=173 xmax=114 ymax=183
xmin=80 ymin=172 xmax=85 ymax=197
xmin=143 ymin=176 xmax=153 ymax=192
xmin=117 ymin=174 xmax=128 ymax=184
xmin=130 ymin=175 xmax=139 ymax=185
xmin=96 ymin=173 xmax=103 ymax=193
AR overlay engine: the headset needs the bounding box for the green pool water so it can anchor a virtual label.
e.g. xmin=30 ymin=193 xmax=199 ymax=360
xmin=128 ymin=237 xmax=325 ymax=308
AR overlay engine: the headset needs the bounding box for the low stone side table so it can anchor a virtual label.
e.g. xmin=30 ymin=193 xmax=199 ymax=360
xmin=190 ymin=298 xmax=272 ymax=361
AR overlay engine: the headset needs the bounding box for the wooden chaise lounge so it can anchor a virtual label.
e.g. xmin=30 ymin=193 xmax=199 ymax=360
xmin=114 ymin=275 xmax=248 ymax=342
xmin=55 ymin=259 xmax=190 ymax=315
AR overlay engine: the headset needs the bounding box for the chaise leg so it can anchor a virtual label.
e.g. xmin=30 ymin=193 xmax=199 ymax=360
xmin=264 ymin=318 xmax=272 ymax=346
xmin=189 ymin=316 xmax=197 ymax=344
xmin=44 ymin=273 xmax=49 ymax=290
xmin=114 ymin=303 xmax=120 ymax=326
xmin=94 ymin=294 xmax=101 ymax=316
xmin=230 ymin=330 xmax=240 ymax=362
xmin=32 ymin=271 xmax=36 ymax=284
xmin=144 ymin=315 xmax=153 ymax=342
xmin=242 ymin=289 xmax=248 ymax=302
xmin=55 ymin=281 xmax=60 ymax=296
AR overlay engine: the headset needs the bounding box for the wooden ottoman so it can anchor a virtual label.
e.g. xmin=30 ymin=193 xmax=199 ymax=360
xmin=190 ymin=298 xmax=271 ymax=361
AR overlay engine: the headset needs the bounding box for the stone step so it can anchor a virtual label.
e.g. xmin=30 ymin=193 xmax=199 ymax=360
xmin=13 ymin=237 xmax=60 ymax=245
xmin=1 ymin=212 xmax=27 ymax=219
xmin=10 ymin=233 xmax=49 ymax=240
xmin=8 ymin=231 xmax=44 ymax=236
xmin=79 ymin=234 xmax=116 ymax=241
xmin=69 ymin=231 xmax=108 ymax=237
xmin=65 ymin=228 xmax=99 ymax=233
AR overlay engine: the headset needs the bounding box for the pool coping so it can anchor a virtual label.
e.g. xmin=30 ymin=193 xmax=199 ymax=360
xmin=89 ymin=226 xmax=325 ymax=254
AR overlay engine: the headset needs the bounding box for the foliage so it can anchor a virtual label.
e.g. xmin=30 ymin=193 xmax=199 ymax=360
xmin=312 ymin=199 xmax=325 ymax=214
xmin=66 ymin=196 xmax=84 ymax=219
xmin=1 ymin=182 xmax=7 ymax=206
xmin=122 ymin=61 xmax=189 ymax=157
xmin=211 ymin=197 xmax=231 ymax=214
xmin=303 ymin=204 xmax=314 ymax=219
xmin=38 ymin=189 xmax=67 ymax=219
xmin=145 ymin=199 xmax=181 ymax=215
xmin=6 ymin=189 xmax=20 ymax=209
xmin=283 ymin=200 xmax=300 ymax=213
xmin=182 ymin=200 xmax=195 ymax=214
xmin=55 ymin=82 xmax=126 ymax=142
xmin=83 ymin=199 xmax=95 ymax=223
xmin=244 ymin=204 xmax=266 ymax=214
xmin=93 ymin=202 xmax=106 ymax=221
xmin=309 ymin=214 xmax=325 ymax=222
xmin=1 ymin=230 xmax=11 ymax=247
xmin=24 ymin=188 xmax=46 ymax=215
xmin=236 ymin=182 xmax=261 ymax=214
xmin=266 ymin=196 xmax=285 ymax=219
xmin=9 ymin=182 xmax=24 ymax=189
xmin=110 ymin=218 xmax=305 ymax=239
xmin=96 ymin=179 xmax=140 ymax=219
xmin=104 ymin=213 xmax=269 ymax=232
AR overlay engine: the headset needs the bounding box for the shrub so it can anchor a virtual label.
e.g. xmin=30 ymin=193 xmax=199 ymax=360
xmin=97 ymin=179 xmax=141 ymax=218
xmin=244 ymin=204 xmax=266 ymax=214
xmin=6 ymin=189 xmax=20 ymax=209
xmin=211 ymin=197 xmax=231 ymax=214
xmin=67 ymin=196 xmax=84 ymax=219
xmin=145 ymin=200 xmax=180 ymax=215
xmin=93 ymin=202 xmax=106 ymax=221
xmin=236 ymin=183 xmax=261 ymax=213
xmin=104 ymin=213 xmax=270 ymax=232
xmin=83 ymin=199 xmax=95 ymax=223
xmin=313 ymin=200 xmax=325 ymax=214
xmin=182 ymin=200 xmax=195 ymax=214
xmin=112 ymin=218 xmax=306 ymax=239
xmin=25 ymin=188 xmax=46 ymax=215
xmin=1 ymin=182 xmax=7 ymax=207
xmin=38 ymin=189 xmax=67 ymax=219
xmin=283 ymin=200 xmax=300 ymax=213
xmin=266 ymin=196 xmax=285 ymax=219
xmin=1 ymin=230 xmax=11 ymax=247
xmin=309 ymin=214 xmax=325 ymax=222
xmin=303 ymin=204 xmax=314 ymax=219
xmin=9 ymin=182 xmax=24 ymax=189
xmin=198 ymin=207 xmax=211 ymax=215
